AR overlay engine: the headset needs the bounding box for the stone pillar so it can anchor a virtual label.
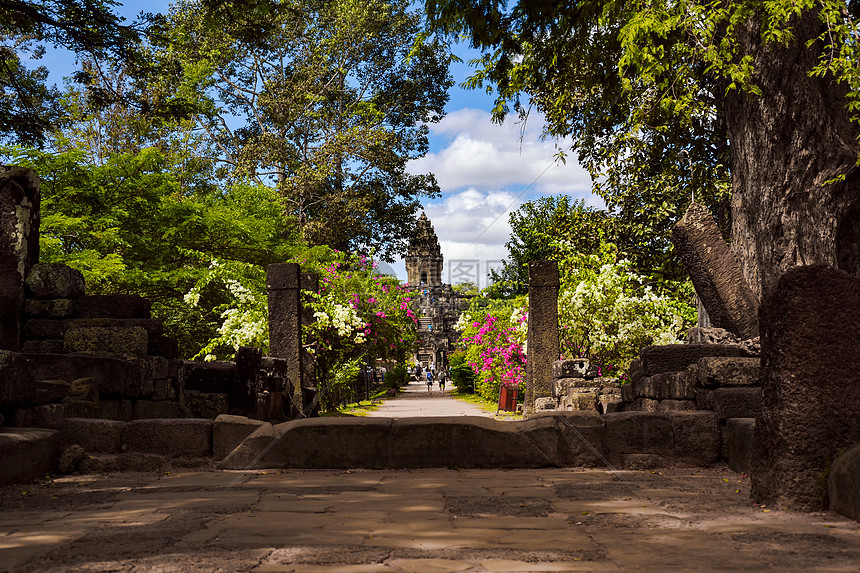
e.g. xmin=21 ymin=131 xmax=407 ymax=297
xmin=525 ymin=260 xmax=560 ymax=417
xmin=267 ymin=263 xmax=302 ymax=414
xmin=0 ymin=167 xmax=40 ymax=352
xmin=752 ymin=265 xmax=860 ymax=510
xmin=672 ymin=202 xmax=759 ymax=339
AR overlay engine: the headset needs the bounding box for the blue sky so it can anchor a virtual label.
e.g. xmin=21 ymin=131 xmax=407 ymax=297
xmin=40 ymin=0 xmax=599 ymax=284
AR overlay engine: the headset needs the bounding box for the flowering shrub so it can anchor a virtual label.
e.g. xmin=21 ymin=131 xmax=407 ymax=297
xmin=453 ymin=298 xmax=528 ymax=402
xmin=303 ymin=251 xmax=417 ymax=409
xmin=184 ymin=249 xmax=417 ymax=410
xmin=184 ymin=259 xmax=269 ymax=361
xmin=556 ymin=241 xmax=695 ymax=377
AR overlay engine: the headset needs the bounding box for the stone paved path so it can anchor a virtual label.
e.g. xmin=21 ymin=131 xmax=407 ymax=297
xmin=2 ymin=467 xmax=859 ymax=572
xmin=366 ymin=380 xmax=497 ymax=418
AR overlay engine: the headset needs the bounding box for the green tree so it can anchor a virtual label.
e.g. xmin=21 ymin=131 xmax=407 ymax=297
xmin=426 ymin=0 xmax=860 ymax=299
xmin=1 ymin=144 xmax=298 ymax=357
xmin=157 ymin=0 xmax=452 ymax=260
xmin=0 ymin=0 xmax=146 ymax=146
xmin=495 ymin=196 xmax=614 ymax=294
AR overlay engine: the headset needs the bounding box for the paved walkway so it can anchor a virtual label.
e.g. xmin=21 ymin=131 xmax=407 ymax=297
xmin=367 ymin=380 xmax=497 ymax=418
xmin=2 ymin=467 xmax=858 ymax=572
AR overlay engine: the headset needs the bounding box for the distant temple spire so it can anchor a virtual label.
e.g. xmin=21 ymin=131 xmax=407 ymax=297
xmin=405 ymin=212 xmax=443 ymax=286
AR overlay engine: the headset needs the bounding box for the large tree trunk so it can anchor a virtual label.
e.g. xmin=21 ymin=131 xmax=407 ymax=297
xmin=724 ymin=10 xmax=860 ymax=301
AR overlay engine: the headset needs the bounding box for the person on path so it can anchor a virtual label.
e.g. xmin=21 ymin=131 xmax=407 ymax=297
xmin=426 ymin=370 xmax=434 ymax=392
xmin=438 ymin=370 xmax=446 ymax=393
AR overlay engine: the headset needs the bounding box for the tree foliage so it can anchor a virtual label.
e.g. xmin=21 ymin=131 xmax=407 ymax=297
xmin=494 ymin=196 xmax=613 ymax=293
xmin=1 ymin=144 xmax=298 ymax=357
xmin=0 ymin=0 xmax=151 ymax=146
xmin=154 ymin=0 xmax=452 ymax=260
xmin=425 ymin=0 xmax=860 ymax=287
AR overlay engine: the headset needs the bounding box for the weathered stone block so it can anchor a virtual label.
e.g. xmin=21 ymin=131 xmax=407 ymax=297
xmin=628 ymin=397 xmax=660 ymax=412
xmin=24 ymin=353 xmax=142 ymax=398
xmin=148 ymin=336 xmax=179 ymax=359
xmin=696 ymin=388 xmax=715 ymax=411
xmin=539 ymin=412 xmax=606 ymax=466
xmin=181 ymin=360 xmax=234 ymax=393
xmin=132 ymin=400 xmax=181 ymax=420
xmin=568 ymin=391 xmax=598 ymax=411
xmin=182 ymin=390 xmax=229 ymax=419
xmin=24 ymin=298 xmax=75 ymax=318
xmin=123 ymin=418 xmax=213 ymax=457
xmin=829 ymin=444 xmax=860 ymax=522
xmin=29 ymin=403 xmax=64 ymax=427
xmin=74 ymin=294 xmax=151 ymax=319
xmin=56 ymin=418 xmax=125 ymax=453
xmin=725 ymin=418 xmax=755 ymax=474
xmin=11 ymin=408 xmax=32 ymax=426
xmin=21 ymin=339 xmax=64 ymax=354
xmin=98 ymin=399 xmax=132 ymax=421
xmin=25 ymin=263 xmax=85 ymax=299
xmin=669 ymin=411 xmax=720 ymax=466
xmin=34 ymin=379 xmax=70 ymax=404
xmin=552 ymin=359 xmax=590 ymax=379
xmin=641 ymin=343 xmax=753 ymax=376
xmin=598 ymin=393 xmax=623 ymax=414
xmin=24 ymin=318 xmax=66 ymax=339
xmin=697 ymin=356 xmax=761 ymax=388
xmin=671 ymin=202 xmax=759 ymax=338
xmin=713 ymin=387 xmax=761 ymax=420
xmin=213 ymin=414 xmax=267 ymax=460
xmin=634 ymin=372 xmax=694 ymax=400
xmin=62 ymin=399 xmax=98 ymax=419
xmin=620 ymin=382 xmax=634 ymax=403
xmin=656 ymin=399 xmax=696 ymax=412
xmin=0 ymin=350 xmax=37 ymax=406
xmin=64 ymin=326 xmax=148 ymax=355
xmin=0 ymin=428 xmax=58 ymax=486
xmin=66 ymin=317 xmax=163 ymax=336
xmin=605 ymin=412 xmax=674 ymax=460
xmin=753 ymin=266 xmax=860 ymax=511
xmin=152 ymin=378 xmax=171 ymax=401
xmin=286 ymin=417 xmax=394 ymax=469
xmin=217 ymin=422 xmax=277 ymax=469
xmin=232 ymin=346 xmax=261 ymax=418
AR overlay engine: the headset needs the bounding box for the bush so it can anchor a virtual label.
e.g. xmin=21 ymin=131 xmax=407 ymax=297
xmin=386 ymin=364 xmax=408 ymax=388
xmin=449 ymin=351 xmax=476 ymax=394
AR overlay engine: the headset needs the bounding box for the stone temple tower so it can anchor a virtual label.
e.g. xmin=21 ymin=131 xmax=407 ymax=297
xmin=405 ymin=213 xmax=443 ymax=286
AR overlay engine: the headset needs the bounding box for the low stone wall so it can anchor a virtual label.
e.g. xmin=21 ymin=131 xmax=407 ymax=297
xmin=218 ymin=410 xmax=720 ymax=470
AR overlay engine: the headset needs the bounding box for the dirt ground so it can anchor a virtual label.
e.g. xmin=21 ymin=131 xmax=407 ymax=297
xmin=1 ymin=465 xmax=858 ymax=572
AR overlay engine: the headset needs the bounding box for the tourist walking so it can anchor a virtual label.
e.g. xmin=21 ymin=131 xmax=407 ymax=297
xmin=426 ymin=370 xmax=434 ymax=392
xmin=438 ymin=370 xmax=447 ymax=393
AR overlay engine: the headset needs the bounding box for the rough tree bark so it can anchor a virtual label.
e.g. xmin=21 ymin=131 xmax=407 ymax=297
xmin=724 ymin=9 xmax=860 ymax=301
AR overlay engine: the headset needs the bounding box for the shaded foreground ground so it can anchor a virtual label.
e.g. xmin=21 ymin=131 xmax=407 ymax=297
xmin=2 ymin=467 xmax=858 ymax=572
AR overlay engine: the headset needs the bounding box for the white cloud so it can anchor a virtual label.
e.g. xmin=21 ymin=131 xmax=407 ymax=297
xmin=420 ymin=189 xmax=514 ymax=286
xmin=410 ymin=108 xmax=593 ymax=197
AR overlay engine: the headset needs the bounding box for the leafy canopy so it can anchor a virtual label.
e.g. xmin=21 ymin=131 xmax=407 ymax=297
xmin=155 ymin=0 xmax=453 ymax=260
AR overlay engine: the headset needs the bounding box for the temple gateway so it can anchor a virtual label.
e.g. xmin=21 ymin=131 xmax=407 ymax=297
xmin=404 ymin=213 xmax=471 ymax=370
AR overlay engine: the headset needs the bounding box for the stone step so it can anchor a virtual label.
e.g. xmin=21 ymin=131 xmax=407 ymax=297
xmin=0 ymin=427 xmax=58 ymax=486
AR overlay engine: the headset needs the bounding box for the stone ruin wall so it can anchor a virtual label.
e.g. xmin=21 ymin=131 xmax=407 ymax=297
xmin=0 ymin=168 xmax=315 ymax=432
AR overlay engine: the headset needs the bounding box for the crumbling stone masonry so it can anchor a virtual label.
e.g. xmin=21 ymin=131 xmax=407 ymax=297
xmin=0 ymin=167 xmax=40 ymax=352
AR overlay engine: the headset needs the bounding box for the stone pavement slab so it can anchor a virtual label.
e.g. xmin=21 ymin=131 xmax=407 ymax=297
xmin=1 ymin=467 xmax=858 ymax=572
